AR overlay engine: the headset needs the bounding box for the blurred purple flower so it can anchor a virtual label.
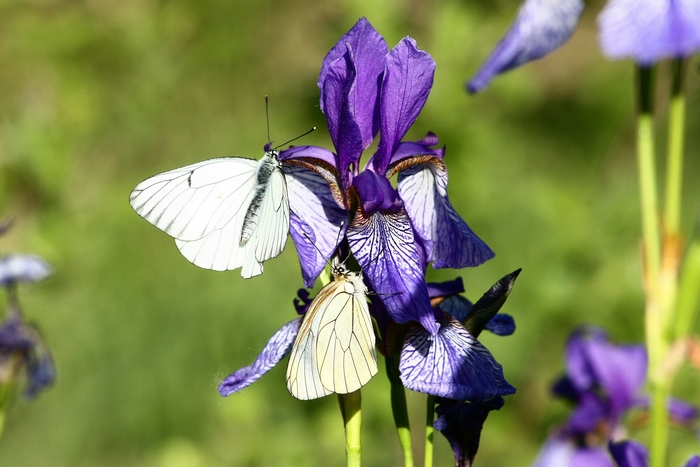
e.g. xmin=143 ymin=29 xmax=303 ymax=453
xmin=532 ymin=328 xmax=699 ymax=467
xmin=0 ymin=249 xmax=55 ymax=399
xmin=0 ymin=255 xmax=52 ymax=286
xmin=467 ymin=0 xmax=584 ymax=93
xmin=608 ymin=440 xmax=700 ymax=467
xmin=598 ymin=0 xmax=700 ymax=64
xmin=468 ymin=0 xmax=700 ymax=92
xmin=284 ymin=18 xmax=493 ymax=335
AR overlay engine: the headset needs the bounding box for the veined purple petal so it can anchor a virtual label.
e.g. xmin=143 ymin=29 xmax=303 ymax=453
xmin=353 ymin=170 xmax=402 ymax=215
xmin=218 ymin=318 xmax=302 ymax=396
xmin=318 ymin=18 xmax=387 ymax=149
xmin=0 ymin=255 xmax=52 ymax=286
xmin=484 ymin=313 xmax=515 ymax=336
xmin=346 ymin=207 xmax=438 ymax=334
xmin=279 ymin=145 xmax=338 ymax=169
xmin=397 ymin=159 xmax=494 ymax=269
xmin=372 ymin=37 xmax=436 ymax=174
xmin=321 ymin=49 xmax=364 ymax=188
xmin=608 ymin=440 xmax=648 ymax=467
xmin=598 ymin=0 xmax=700 ymax=64
xmin=399 ymin=317 xmax=515 ymax=400
xmin=433 ymin=397 xmax=505 ymax=467
xmin=467 ymin=0 xmax=584 ymax=93
xmin=283 ymin=164 xmax=347 ymax=287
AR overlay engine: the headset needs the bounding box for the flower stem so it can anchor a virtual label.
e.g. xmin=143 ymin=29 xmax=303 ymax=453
xmin=636 ymin=66 xmax=661 ymax=284
xmin=663 ymin=59 xmax=686 ymax=237
xmin=650 ymin=381 xmax=670 ymax=467
xmin=424 ymin=395 xmax=435 ymax=467
xmin=675 ymin=242 xmax=700 ymax=339
xmin=339 ymin=390 xmax=362 ymax=467
xmin=386 ymin=356 xmax=414 ymax=467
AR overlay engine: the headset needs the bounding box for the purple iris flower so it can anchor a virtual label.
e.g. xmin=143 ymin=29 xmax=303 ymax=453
xmin=397 ymin=271 xmax=518 ymax=466
xmin=532 ymin=327 xmax=699 ymax=467
xmin=468 ymin=0 xmax=700 ymax=92
xmin=608 ymin=440 xmax=700 ymax=467
xmin=0 ymin=250 xmax=55 ymax=399
xmin=281 ymin=18 xmax=494 ymax=335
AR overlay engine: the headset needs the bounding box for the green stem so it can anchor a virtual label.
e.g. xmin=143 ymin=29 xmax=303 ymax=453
xmin=675 ymin=242 xmax=700 ymax=339
xmin=636 ymin=66 xmax=661 ymax=284
xmin=650 ymin=382 xmax=670 ymax=467
xmin=386 ymin=356 xmax=414 ymax=467
xmin=663 ymin=59 xmax=686 ymax=236
xmin=424 ymin=395 xmax=435 ymax=467
xmin=339 ymin=391 xmax=362 ymax=467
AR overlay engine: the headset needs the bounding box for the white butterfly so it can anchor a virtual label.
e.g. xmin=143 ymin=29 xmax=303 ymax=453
xmin=286 ymin=259 xmax=378 ymax=400
xmin=129 ymin=150 xmax=289 ymax=278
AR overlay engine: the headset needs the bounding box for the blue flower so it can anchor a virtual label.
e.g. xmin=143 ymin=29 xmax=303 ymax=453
xmin=283 ymin=17 xmax=493 ymax=335
xmin=467 ymin=0 xmax=700 ymax=92
xmin=532 ymin=327 xmax=698 ymax=467
xmin=608 ymin=440 xmax=699 ymax=467
xmin=0 ymin=251 xmax=55 ymax=399
xmin=397 ymin=271 xmax=519 ymax=466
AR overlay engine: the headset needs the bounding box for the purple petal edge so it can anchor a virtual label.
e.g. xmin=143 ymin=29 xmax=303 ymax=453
xmin=218 ymin=318 xmax=302 ymax=396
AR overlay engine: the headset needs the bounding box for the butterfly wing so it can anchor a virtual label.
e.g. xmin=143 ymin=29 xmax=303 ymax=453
xmin=130 ymin=157 xmax=267 ymax=275
xmin=316 ymin=276 xmax=378 ymax=394
xmin=286 ymin=282 xmax=338 ymax=400
xmin=245 ymin=165 xmax=290 ymax=264
xmin=286 ymin=274 xmax=378 ymax=400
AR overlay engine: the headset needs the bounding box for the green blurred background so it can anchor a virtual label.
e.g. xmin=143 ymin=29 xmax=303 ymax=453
xmin=1 ymin=0 xmax=699 ymax=465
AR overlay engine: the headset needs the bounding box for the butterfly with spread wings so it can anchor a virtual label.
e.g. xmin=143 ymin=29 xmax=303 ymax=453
xmin=286 ymin=259 xmax=378 ymax=400
xmin=129 ymin=150 xmax=289 ymax=278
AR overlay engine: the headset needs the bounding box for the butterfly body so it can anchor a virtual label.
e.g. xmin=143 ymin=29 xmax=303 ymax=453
xmin=286 ymin=261 xmax=378 ymax=400
xmin=129 ymin=150 xmax=289 ymax=278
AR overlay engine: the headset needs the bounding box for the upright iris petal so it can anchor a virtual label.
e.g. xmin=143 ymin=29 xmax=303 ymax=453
xmin=467 ymin=0 xmax=585 ymax=93
xmin=372 ymin=37 xmax=435 ymax=174
xmin=598 ymin=0 xmax=700 ymax=63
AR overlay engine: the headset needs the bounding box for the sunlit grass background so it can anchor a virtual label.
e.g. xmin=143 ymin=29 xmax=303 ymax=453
xmin=1 ymin=0 xmax=699 ymax=465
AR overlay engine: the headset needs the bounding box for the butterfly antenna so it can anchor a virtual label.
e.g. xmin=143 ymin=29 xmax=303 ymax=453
xmin=273 ymin=127 xmax=316 ymax=150
xmin=265 ymin=95 xmax=271 ymax=145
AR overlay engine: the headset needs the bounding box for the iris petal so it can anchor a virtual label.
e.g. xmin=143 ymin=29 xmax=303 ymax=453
xmin=372 ymin=37 xmax=436 ymax=174
xmin=284 ymin=165 xmax=347 ymax=287
xmin=598 ymin=0 xmax=700 ymax=64
xmin=219 ymin=318 xmax=302 ymax=396
xmin=467 ymin=0 xmax=584 ymax=93
xmin=346 ymin=207 xmax=438 ymax=334
xmin=397 ymin=159 xmax=494 ymax=269
xmin=318 ymin=17 xmax=387 ymax=149
xmin=433 ymin=397 xmax=505 ymax=467
xmin=399 ymin=317 xmax=515 ymax=400
xmin=0 ymin=255 xmax=52 ymax=285
xmin=608 ymin=440 xmax=648 ymax=467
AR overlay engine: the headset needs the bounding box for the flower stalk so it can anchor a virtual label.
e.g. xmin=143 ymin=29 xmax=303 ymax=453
xmin=339 ymin=391 xmax=363 ymax=467
xmin=386 ymin=355 xmax=414 ymax=467
xmin=424 ymin=395 xmax=435 ymax=467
